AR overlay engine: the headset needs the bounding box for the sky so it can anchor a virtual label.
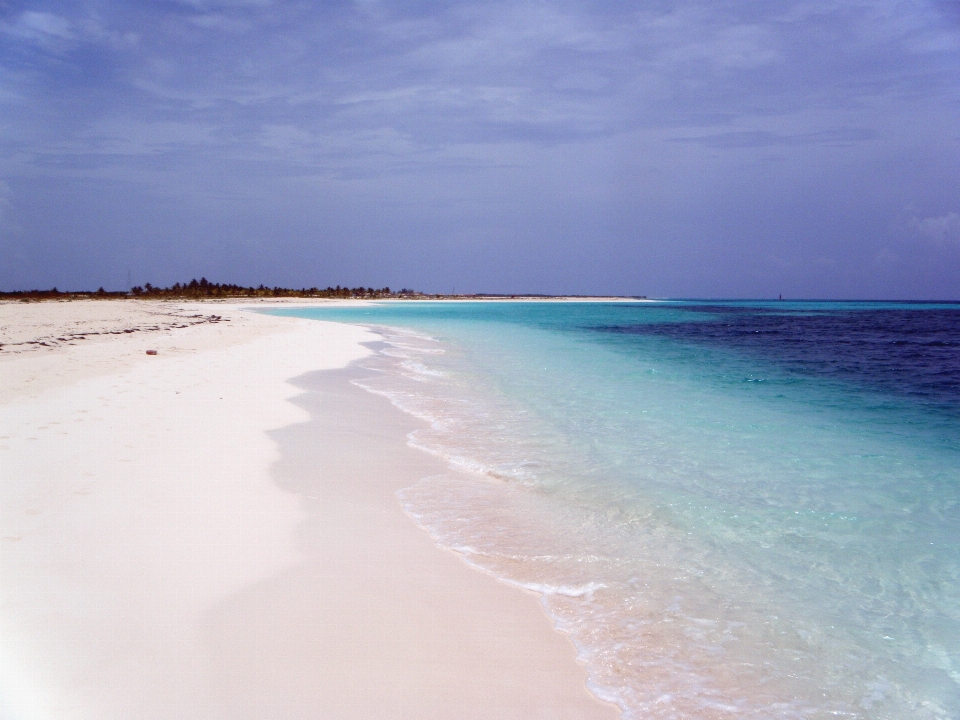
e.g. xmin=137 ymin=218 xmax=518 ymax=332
xmin=1 ymin=1 xmax=959 ymax=298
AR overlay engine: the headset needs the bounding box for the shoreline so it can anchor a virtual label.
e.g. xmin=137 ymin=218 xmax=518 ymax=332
xmin=0 ymin=300 xmax=618 ymax=718
xmin=233 ymin=363 xmax=617 ymax=718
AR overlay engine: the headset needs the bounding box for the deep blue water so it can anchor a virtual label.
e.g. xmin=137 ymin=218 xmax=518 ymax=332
xmin=594 ymin=302 xmax=960 ymax=417
xmin=269 ymin=300 xmax=960 ymax=720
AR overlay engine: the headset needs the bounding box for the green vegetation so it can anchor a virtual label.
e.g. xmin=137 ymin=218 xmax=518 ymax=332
xmin=128 ymin=278 xmax=413 ymax=299
xmin=0 ymin=287 xmax=127 ymax=301
xmin=2 ymin=279 xmax=427 ymax=301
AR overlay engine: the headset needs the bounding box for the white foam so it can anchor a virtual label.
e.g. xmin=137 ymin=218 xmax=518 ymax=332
xmin=505 ymin=580 xmax=606 ymax=598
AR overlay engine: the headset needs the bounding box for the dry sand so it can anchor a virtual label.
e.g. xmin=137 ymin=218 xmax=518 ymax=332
xmin=0 ymin=300 xmax=618 ymax=719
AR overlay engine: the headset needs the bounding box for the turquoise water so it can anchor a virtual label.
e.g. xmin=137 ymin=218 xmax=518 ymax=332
xmin=269 ymin=301 xmax=960 ymax=719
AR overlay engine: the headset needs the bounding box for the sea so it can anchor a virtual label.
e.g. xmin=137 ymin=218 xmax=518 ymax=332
xmin=269 ymin=300 xmax=960 ymax=720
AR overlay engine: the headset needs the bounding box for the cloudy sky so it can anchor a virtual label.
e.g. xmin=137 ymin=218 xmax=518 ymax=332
xmin=1 ymin=0 xmax=959 ymax=297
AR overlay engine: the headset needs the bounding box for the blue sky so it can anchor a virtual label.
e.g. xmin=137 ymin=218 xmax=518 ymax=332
xmin=1 ymin=0 xmax=959 ymax=297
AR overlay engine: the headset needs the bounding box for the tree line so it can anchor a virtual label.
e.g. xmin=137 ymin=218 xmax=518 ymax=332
xmin=3 ymin=279 xmax=426 ymax=300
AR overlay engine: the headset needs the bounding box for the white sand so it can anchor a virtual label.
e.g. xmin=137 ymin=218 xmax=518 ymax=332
xmin=0 ymin=300 xmax=618 ymax=719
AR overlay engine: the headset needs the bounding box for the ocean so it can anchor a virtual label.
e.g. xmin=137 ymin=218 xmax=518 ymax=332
xmin=269 ymin=300 xmax=960 ymax=720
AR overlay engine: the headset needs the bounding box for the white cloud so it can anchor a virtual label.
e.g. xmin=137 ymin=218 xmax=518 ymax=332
xmin=5 ymin=11 xmax=74 ymax=45
xmin=20 ymin=11 xmax=74 ymax=39
xmin=912 ymin=212 xmax=960 ymax=244
xmin=664 ymin=23 xmax=781 ymax=69
xmin=2 ymin=10 xmax=138 ymax=51
xmin=189 ymin=14 xmax=254 ymax=32
xmin=78 ymin=120 xmax=223 ymax=156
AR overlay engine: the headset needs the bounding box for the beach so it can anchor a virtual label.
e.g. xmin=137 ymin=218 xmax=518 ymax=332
xmin=0 ymin=299 xmax=616 ymax=719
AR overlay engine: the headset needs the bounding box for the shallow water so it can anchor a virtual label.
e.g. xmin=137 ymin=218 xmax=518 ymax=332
xmin=269 ymin=301 xmax=960 ymax=720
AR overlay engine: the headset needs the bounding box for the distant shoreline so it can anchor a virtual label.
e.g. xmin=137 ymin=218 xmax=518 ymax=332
xmin=1 ymin=291 xmax=652 ymax=302
xmin=0 ymin=276 xmax=650 ymax=302
xmin=7 ymin=293 xmax=959 ymax=305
